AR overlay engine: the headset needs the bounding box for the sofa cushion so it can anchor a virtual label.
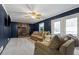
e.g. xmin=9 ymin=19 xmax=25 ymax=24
xmin=57 ymin=34 xmax=66 ymax=46
xmin=38 ymin=32 xmax=43 ymax=36
xmin=32 ymin=31 xmax=39 ymax=35
xmin=44 ymin=32 xmax=49 ymax=35
xmin=31 ymin=31 xmax=49 ymax=41
xmin=49 ymin=35 xmax=61 ymax=50
xmin=37 ymin=36 xmax=43 ymax=40
xmin=62 ymin=35 xmax=71 ymax=42
xmin=67 ymin=34 xmax=79 ymax=46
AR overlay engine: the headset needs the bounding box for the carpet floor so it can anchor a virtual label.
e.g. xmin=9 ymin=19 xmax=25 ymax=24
xmin=1 ymin=38 xmax=35 ymax=55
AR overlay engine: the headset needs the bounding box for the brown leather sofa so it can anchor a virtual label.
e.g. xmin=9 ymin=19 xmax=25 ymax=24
xmin=34 ymin=35 xmax=75 ymax=55
xmin=31 ymin=31 xmax=49 ymax=41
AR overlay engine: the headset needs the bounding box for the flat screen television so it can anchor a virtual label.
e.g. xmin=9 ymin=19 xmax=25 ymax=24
xmin=4 ymin=16 xmax=8 ymax=26
xmin=7 ymin=15 xmax=11 ymax=26
xmin=4 ymin=15 xmax=11 ymax=26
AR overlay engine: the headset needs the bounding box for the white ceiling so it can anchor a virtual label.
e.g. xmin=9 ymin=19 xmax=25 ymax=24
xmin=3 ymin=4 xmax=79 ymax=24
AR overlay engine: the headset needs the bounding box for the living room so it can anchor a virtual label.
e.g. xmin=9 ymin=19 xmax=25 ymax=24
xmin=0 ymin=4 xmax=79 ymax=55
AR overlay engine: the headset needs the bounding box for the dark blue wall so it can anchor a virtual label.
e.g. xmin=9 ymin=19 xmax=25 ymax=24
xmin=11 ymin=22 xmax=18 ymax=38
xmin=30 ymin=20 xmax=51 ymax=34
xmin=0 ymin=5 xmax=11 ymax=54
xmin=29 ymin=23 xmax=39 ymax=35
xmin=44 ymin=20 xmax=51 ymax=33
xmin=30 ymin=7 xmax=79 ymax=34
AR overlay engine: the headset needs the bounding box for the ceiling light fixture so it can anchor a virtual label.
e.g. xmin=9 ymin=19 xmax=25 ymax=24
xmin=31 ymin=11 xmax=41 ymax=19
xmin=26 ymin=5 xmax=42 ymax=19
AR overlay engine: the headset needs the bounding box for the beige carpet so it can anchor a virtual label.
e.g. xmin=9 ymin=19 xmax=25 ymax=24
xmin=1 ymin=38 xmax=35 ymax=55
xmin=74 ymin=47 xmax=79 ymax=55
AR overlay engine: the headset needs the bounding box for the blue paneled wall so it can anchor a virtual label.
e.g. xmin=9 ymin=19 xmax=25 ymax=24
xmin=0 ymin=5 xmax=11 ymax=54
xmin=11 ymin=22 xmax=18 ymax=38
xmin=29 ymin=23 xmax=39 ymax=35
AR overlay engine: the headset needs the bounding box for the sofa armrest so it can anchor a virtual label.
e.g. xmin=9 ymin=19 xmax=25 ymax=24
xmin=34 ymin=41 xmax=50 ymax=55
xmin=59 ymin=39 xmax=75 ymax=55
xmin=34 ymin=41 xmax=60 ymax=55
xmin=35 ymin=41 xmax=50 ymax=49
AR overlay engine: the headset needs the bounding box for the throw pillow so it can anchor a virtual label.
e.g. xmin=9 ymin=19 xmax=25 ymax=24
xmin=49 ymin=35 xmax=61 ymax=50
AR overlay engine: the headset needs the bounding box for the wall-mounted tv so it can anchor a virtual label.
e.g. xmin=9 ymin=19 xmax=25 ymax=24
xmin=4 ymin=16 xmax=8 ymax=26
xmin=7 ymin=15 xmax=11 ymax=26
xmin=4 ymin=15 xmax=11 ymax=26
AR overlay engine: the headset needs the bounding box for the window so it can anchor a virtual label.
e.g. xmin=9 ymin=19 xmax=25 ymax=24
xmin=39 ymin=22 xmax=44 ymax=32
xmin=66 ymin=17 xmax=77 ymax=36
xmin=54 ymin=21 xmax=60 ymax=34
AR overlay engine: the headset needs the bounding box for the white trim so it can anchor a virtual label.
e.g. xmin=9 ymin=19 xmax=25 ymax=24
xmin=77 ymin=16 xmax=79 ymax=38
xmin=51 ymin=20 xmax=54 ymax=35
xmin=2 ymin=4 xmax=8 ymax=14
xmin=60 ymin=18 xmax=66 ymax=36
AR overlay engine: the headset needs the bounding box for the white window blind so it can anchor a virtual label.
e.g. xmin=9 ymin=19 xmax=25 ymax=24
xmin=54 ymin=21 xmax=60 ymax=34
xmin=66 ymin=17 xmax=77 ymax=36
